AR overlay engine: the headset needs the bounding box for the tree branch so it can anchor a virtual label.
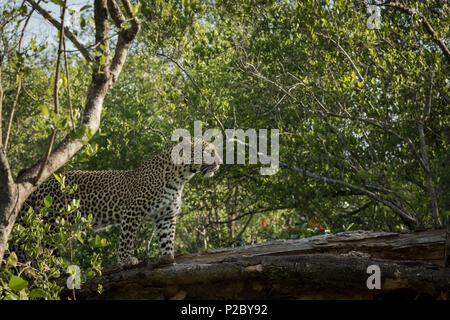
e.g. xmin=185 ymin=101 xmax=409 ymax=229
xmin=279 ymin=161 xmax=417 ymax=228
xmin=25 ymin=0 xmax=93 ymax=62
xmin=107 ymin=0 xmax=126 ymax=27
xmin=417 ymin=72 xmax=440 ymax=227
xmin=63 ymin=33 xmax=75 ymax=131
xmin=207 ymin=206 xmax=291 ymax=227
xmin=120 ymin=0 xmax=134 ymax=17
xmin=346 ymin=201 xmax=374 ymax=216
xmin=316 ymin=32 xmax=364 ymax=83
xmin=325 ymin=110 xmax=428 ymax=172
xmin=53 ymin=1 xmax=65 ymax=115
xmin=0 ymin=149 xmax=15 ymax=214
xmin=107 ymin=0 xmax=140 ymax=84
xmin=227 ymin=213 xmax=255 ymax=247
xmin=380 ymin=1 xmax=450 ymax=64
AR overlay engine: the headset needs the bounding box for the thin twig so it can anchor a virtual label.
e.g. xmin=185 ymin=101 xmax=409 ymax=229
xmin=207 ymin=206 xmax=291 ymax=227
xmin=378 ymin=1 xmax=450 ymax=64
xmin=417 ymin=71 xmax=441 ymax=227
xmin=25 ymin=0 xmax=93 ymax=62
xmin=325 ymin=110 xmax=428 ymax=172
xmin=156 ymin=51 xmax=226 ymax=134
xmin=62 ymin=32 xmax=119 ymax=54
xmin=3 ymin=3 xmax=35 ymax=150
xmin=145 ymin=224 xmax=156 ymax=257
xmin=36 ymin=0 xmax=66 ymax=184
xmin=53 ymin=1 xmax=66 ymax=114
xmin=316 ymin=32 xmax=364 ymax=83
xmin=63 ymin=33 xmax=75 ymax=131
xmin=227 ymin=214 xmax=255 ymax=247
xmin=36 ymin=129 xmax=56 ymax=184
xmin=281 ymin=161 xmax=417 ymax=229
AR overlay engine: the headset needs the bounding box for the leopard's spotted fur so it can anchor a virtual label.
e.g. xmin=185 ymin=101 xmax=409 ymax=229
xmin=17 ymin=137 xmax=221 ymax=266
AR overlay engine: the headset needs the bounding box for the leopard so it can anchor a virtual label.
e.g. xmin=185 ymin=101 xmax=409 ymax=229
xmin=14 ymin=136 xmax=221 ymax=267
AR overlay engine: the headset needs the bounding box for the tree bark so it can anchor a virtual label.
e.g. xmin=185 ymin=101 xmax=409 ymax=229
xmin=62 ymin=229 xmax=450 ymax=300
xmin=0 ymin=149 xmax=21 ymax=263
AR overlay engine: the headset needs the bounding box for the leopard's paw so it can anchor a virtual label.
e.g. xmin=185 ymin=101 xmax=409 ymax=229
xmin=146 ymin=254 xmax=175 ymax=269
xmin=118 ymin=255 xmax=140 ymax=269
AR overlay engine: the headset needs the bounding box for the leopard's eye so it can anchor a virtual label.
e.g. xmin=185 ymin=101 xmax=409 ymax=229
xmin=211 ymin=149 xmax=216 ymax=157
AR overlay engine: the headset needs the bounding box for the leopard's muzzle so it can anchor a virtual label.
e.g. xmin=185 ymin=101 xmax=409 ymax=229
xmin=200 ymin=164 xmax=220 ymax=177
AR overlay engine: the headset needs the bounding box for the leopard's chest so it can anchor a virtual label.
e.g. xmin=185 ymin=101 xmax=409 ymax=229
xmin=146 ymin=186 xmax=183 ymax=218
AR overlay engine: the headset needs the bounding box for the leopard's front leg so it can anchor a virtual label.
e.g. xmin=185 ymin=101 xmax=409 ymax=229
xmin=147 ymin=210 xmax=179 ymax=268
xmin=117 ymin=208 xmax=144 ymax=267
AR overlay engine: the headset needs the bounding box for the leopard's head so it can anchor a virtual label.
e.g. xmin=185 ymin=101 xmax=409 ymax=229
xmin=171 ymin=136 xmax=221 ymax=178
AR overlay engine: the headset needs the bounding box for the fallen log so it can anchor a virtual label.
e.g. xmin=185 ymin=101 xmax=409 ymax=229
xmin=62 ymin=229 xmax=450 ymax=300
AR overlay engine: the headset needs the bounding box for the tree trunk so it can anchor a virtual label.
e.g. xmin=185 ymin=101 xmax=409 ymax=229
xmin=62 ymin=229 xmax=450 ymax=300
xmin=0 ymin=150 xmax=26 ymax=262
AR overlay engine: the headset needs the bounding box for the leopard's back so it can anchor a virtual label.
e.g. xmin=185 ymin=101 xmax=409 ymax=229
xmin=23 ymin=169 xmax=138 ymax=228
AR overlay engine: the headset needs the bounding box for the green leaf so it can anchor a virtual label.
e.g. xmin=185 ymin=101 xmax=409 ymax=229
xmin=29 ymin=288 xmax=47 ymax=299
xmin=9 ymin=276 xmax=28 ymax=292
xmin=98 ymin=128 xmax=107 ymax=136
xmin=19 ymin=5 xmax=28 ymax=16
xmin=80 ymin=16 xmax=87 ymax=28
xmin=53 ymin=173 xmax=63 ymax=185
xmin=76 ymin=231 xmax=84 ymax=244
xmin=80 ymin=5 xmax=92 ymax=11
xmin=95 ymin=234 xmax=101 ymax=247
xmin=58 ymin=116 xmax=68 ymax=129
xmin=7 ymin=252 xmax=18 ymax=268
xmin=88 ymin=15 xmax=95 ymax=26
xmin=50 ymin=0 xmax=65 ymax=7
xmin=44 ymin=195 xmax=53 ymax=208
xmin=38 ymin=42 xmax=48 ymax=52
xmin=4 ymin=293 xmax=19 ymax=300
xmin=131 ymin=2 xmax=141 ymax=16
xmin=70 ymin=125 xmax=87 ymax=140
xmin=85 ymin=126 xmax=93 ymax=139
xmin=40 ymin=104 xmax=49 ymax=118
xmin=440 ymin=211 xmax=450 ymax=222
xmin=31 ymin=38 xmax=37 ymax=51
xmin=99 ymin=55 xmax=106 ymax=65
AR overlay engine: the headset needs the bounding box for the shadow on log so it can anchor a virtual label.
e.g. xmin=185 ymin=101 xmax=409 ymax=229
xmin=62 ymin=229 xmax=450 ymax=300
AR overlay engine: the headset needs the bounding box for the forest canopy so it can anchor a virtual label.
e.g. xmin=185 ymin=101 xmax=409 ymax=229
xmin=0 ymin=0 xmax=448 ymax=299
